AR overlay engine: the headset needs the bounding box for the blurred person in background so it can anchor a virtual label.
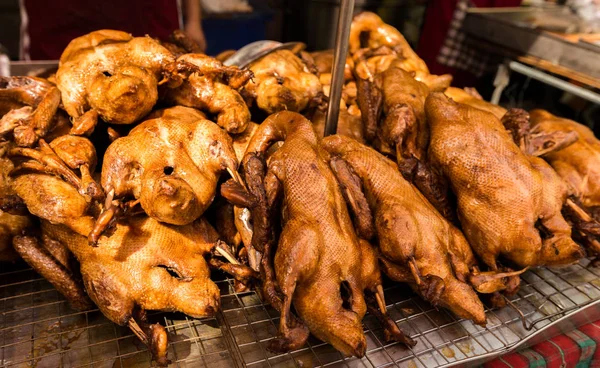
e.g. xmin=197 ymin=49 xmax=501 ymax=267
xmin=19 ymin=0 xmax=206 ymax=60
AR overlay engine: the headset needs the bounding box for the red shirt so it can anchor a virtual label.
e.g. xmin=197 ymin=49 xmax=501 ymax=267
xmin=23 ymin=0 xmax=181 ymax=60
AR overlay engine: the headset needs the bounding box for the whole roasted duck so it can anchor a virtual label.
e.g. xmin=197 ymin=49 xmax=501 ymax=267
xmin=426 ymin=93 xmax=585 ymax=271
xmin=530 ymin=110 xmax=600 ymax=215
xmin=228 ymin=111 xmax=413 ymax=356
xmin=322 ymin=135 xmax=490 ymax=325
xmin=97 ymin=106 xmax=239 ymax=240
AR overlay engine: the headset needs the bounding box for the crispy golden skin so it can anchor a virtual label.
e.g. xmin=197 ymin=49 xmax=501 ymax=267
xmin=56 ymin=31 xmax=174 ymax=124
xmin=161 ymin=54 xmax=253 ymax=134
xmin=41 ymin=215 xmax=220 ymax=367
xmin=43 ymin=216 xmax=220 ymax=322
xmin=0 ymin=149 xmax=31 ymax=262
xmin=530 ymin=110 xmax=600 ymax=210
xmin=349 ymin=12 xmax=452 ymax=92
xmin=101 ymin=106 xmax=238 ymax=225
xmin=243 ymin=111 xmax=368 ymax=357
xmin=322 ymin=135 xmax=486 ymax=325
xmin=245 ymin=50 xmax=323 ymax=114
xmin=426 ymin=93 xmax=584 ymax=269
xmin=444 ymin=87 xmax=507 ymax=120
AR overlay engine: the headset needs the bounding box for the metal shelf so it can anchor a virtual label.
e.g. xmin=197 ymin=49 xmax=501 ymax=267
xmin=2 ymin=259 xmax=600 ymax=367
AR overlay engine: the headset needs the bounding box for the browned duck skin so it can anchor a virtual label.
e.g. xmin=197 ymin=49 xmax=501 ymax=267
xmin=161 ymin=73 xmax=251 ymax=134
xmin=502 ymin=109 xmax=578 ymax=157
xmin=0 ymin=77 xmax=62 ymax=147
xmin=349 ymin=12 xmax=452 ymax=92
xmin=530 ymin=110 xmax=600 ymax=214
xmin=0 ymin=76 xmax=54 ymax=116
xmin=501 ymin=109 xmax=600 ymax=256
xmin=242 ymin=111 xmax=369 ymax=357
xmin=322 ymin=135 xmax=486 ymax=325
xmin=42 ymin=216 xmax=221 ymax=367
xmin=10 ymin=138 xmax=102 ymax=201
xmin=444 ymin=87 xmax=507 ymax=120
xmin=0 ymin=146 xmax=32 ymax=262
xmin=359 ymin=238 xmax=416 ymax=346
xmin=426 ymin=93 xmax=585 ymax=269
xmin=99 ymin=106 xmax=238 ymax=229
xmin=12 ymin=233 xmax=93 ymax=310
xmin=57 ymin=31 xmax=199 ymax=126
xmin=356 ymin=61 xmax=454 ymax=220
xmin=245 ymin=50 xmax=323 ymax=114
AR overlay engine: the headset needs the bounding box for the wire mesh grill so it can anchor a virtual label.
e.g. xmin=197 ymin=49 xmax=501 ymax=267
xmin=2 ymin=259 xmax=600 ymax=367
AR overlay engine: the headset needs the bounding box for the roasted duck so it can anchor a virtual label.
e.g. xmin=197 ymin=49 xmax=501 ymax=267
xmin=0 ymin=76 xmax=69 ymax=147
xmin=0 ymin=144 xmax=31 ymax=262
xmin=245 ymin=50 xmax=323 ymax=114
xmin=530 ymin=110 xmax=600 ymax=214
xmin=355 ymin=59 xmax=453 ymax=220
xmin=99 ymin=106 xmax=239 ymax=232
xmin=232 ymin=111 xmax=412 ymax=356
xmin=41 ymin=216 xmax=221 ymax=366
xmin=426 ymin=93 xmax=585 ymax=270
xmin=160 ymin=53 xmax=253 ymax=134
xmin=444 ymin=87 xmax=507 ymax=120
xmin=322 ymin=135 xmax=488 ymax=324
xmin=349 ymin=12 xmax=452 ymax=92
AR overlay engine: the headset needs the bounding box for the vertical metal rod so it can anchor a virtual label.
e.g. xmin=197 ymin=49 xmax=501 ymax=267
xmin=324 ymin=0 xmax=355 ymax=137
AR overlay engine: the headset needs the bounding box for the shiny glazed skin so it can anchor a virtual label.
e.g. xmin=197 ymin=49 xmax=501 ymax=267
xmin=101 ymin=106 xmax=238 ymax=225
xmin=349 ymin=12 xmax=452 ymax=92
xmin=444 ymin=87 xmax=507 ymax=120
xmin=56 ymin=32 xmax=174 ymax=124
xmin=244 ymin=111 xmax=368 ymax=357
xmin=42 ymin=216 xmax=220 ymax=324
xmin=321 ymin=134 xmax=486 ymax=325
xmin=530 ymin=109 xmax=600 ymax=209
xmin=426 ymin=93 xmax=584 ymax=269
xmin=246 ymin=50 xmax=323 ymax=114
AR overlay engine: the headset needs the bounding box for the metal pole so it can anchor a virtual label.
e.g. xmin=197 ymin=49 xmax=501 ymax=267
xmin=324 ymin=0 xmax=355 ymax=137
xmin=508 ymin=61 xmax=600 ymax=106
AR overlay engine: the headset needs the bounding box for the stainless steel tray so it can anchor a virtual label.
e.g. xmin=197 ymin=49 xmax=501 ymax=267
xmin=2 ymin=259 xmax=600 ymax=367
xmin=463 ymin=7 xmax=600 ymax=79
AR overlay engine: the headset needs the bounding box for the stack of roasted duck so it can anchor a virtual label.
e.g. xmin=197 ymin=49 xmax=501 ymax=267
xmin=1 ymin=13 xmax=600 ymax=365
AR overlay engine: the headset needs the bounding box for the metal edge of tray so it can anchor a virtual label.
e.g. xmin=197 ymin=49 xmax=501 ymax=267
xmin=462 ymin=11 xmax=600 ymax=79
xmin=453 ymin=298 xmax=600 ymax=367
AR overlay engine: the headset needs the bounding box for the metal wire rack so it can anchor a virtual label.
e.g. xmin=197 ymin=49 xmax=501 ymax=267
xmin=2 ymin=259 xmax=600 ymax=368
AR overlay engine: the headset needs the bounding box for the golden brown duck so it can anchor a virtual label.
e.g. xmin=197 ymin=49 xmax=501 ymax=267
xmin=0 ymin=76 xmax=66 ymax=147
xmin=160 ymin=53 xmax=253 ymax=134
xmin=322 ymin=135 xmax=490 ymax=324
xmin=349 ymin=12 xmax=452 ymax=92
xmin=41 ymin=216 xmax=222 ymax=366
xmin=7 ymin=135 xmax=102 ymax=237
xmin=0 ymin=144 xmax=31 ymax=262
xmin=444 ymin=87 xmax=507 ymax=120
xmin=245 ymin=50 xmax=323 ymax=114
xmin=529 ymin=110 xmax=600 ymax=214
xmin=99 ymin=106 xmax=238 ymax=231
xmin=231 ymin=111 xmax=412 ymax=356
xmin=355 ymin=60 xmax=453 ymax=220
xmin=56 ymin=30 xmax=178 ymax=125
xmin=311 ymin=107 xmax=365 ymax=143
xmin=426 ymin=93 xmax=585 ymax=270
